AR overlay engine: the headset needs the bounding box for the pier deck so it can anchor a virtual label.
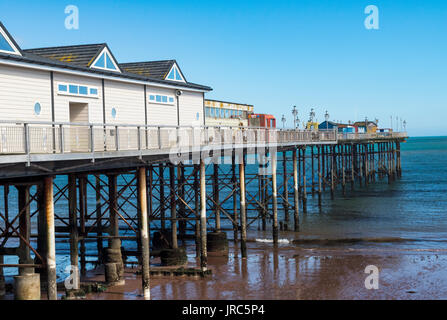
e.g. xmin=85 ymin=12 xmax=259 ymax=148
xmin=0 ymin=120 xmax=407 ymax=300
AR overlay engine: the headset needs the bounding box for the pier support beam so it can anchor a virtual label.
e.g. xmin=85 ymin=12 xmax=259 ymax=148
xmin=213 ymin=164 xmax=221 ymax=232
xmin=239 ymin=153 xmax=247 ymax=258
xmin=272 ymin=151 xmax=279 ymax=245
xmin=301 ymin=148 xmax=307 ymax=212
xmin=44 ymin=176 xmax=57 ymax=300
xmin=68 ymin=174 xmax=79 ymax=290
xmin=137 ymin=167 xmax=150 ymax=300
xmin=283 ymin=151 xmax=289 ymax=230
xmin=292 ymin=148 xmax=300 ymax=231
xmin=200 ymin=159 xmax=208 ymax=270
xmin=169 ymin=165 xmax=178 ymax=249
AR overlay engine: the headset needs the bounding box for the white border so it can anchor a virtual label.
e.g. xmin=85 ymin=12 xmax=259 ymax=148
xmin=0 ymin=25 xmax=21 ymax=56
xmin=90 ymin=47 xmax=121 ymax=73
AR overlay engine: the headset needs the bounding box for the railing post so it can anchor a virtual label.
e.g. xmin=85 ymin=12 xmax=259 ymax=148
xmin=115 ymin=126 xmax=119 ymax=151
xmin=137 ymin=126 xmax=142 ymax=152
xmin=24 ymin=123 xmax=30 ymax=166
xmin=158 ymin=127 xmax=162 ymax=149
xmin=59 ymin=124 xmax=64 ymax=154
xmin=90 ymin=125 xmax=95 ymax=162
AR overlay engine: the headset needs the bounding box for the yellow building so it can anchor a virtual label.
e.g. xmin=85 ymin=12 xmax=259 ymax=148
xmin=204 ymin=99 xmax=253 ymax=127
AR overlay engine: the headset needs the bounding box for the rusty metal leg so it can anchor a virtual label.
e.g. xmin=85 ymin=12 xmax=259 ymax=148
xmin=137 ymin=167 xmax=150 ymax=300
xmin=239 ymin=153 xmax=247 ymax=258
xmin=283 ymin=151 xmax=289 ymax=230
xmin=272 ymin=151 xmax=278 ymax=245
xmin=44 ymin=176 xmax=57 ymax=300
xmin=17 ymin=185 xmax=32 ymax=275
xmin=169 ymin=165 xmax=178 ymax=249
xmin=68 ymin=174 xmax=79 ymax=290
xmin=199 ymin=159 xmax=208 ymax=271
xmin=293 ymin=148 xmax=299 ymax=232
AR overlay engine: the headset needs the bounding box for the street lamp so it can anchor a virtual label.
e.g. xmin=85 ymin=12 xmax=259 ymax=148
xmin=296 ymin=116 xmax=300 ymax=129
xmin=324 ymin=110 xmax=329 ymax=130
xmin=281 ymin=114 xmax=286 ymax=128
xmin=292 ymin=106 xmax=298 ymax=129
xmin=403 ymin=120 xmax=407 ymax=132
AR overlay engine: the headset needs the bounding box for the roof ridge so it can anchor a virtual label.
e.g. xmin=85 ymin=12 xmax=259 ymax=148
xmin=120 ymin=59 xmax=175 ymax=65
xmin=24 ymin=43 xmax=106 ymax=51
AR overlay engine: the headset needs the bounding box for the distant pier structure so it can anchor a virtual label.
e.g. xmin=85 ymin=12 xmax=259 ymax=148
xmin=0 ymin=21 xmax=407 ymax=300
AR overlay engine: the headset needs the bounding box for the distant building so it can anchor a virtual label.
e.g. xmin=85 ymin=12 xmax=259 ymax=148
xmin=204 ymin=99 xmax=253 ymax=127
xmin=353 ymin=121 xmax=378 ymax=133
xmin=318 ymin=121 xmax=338 ymax=131
xmin=248 ymin=114 xmax=276 ymax=128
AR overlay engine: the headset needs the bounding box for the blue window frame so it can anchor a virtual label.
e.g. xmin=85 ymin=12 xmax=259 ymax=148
xmin=90 ymin=88 xmax=98 ymax=95
xmin=169 ymin=97 xmax=174 ymax=103
xmin=156 ymin=95 xmax=162 ymax=102
xmin=149 ymin=95 xmax=155 ymax=101
xmin=58 ymin=84 xmax=67 ymax=92
xmin=166 ymin=65 xmax=184 ymax=82
xmin=69 ymin=85 xmax=78 ymax=94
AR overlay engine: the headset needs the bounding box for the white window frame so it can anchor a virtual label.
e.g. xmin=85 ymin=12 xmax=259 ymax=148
xmin=90 ymin=47 xmax=121 ymax=73
xmin=148 ymin=93 xmax=175 ymax=106
xmin=57 ymin=82 xmax=99 ymax=99
xmin=0 ymin=26 xmax=21 ymax=56
xmin=165 ymin=64 xmax=185 ymax=83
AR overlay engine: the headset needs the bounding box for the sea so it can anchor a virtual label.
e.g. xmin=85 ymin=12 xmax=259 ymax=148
xmin=1 ymin=136 xmax=447 ymax=281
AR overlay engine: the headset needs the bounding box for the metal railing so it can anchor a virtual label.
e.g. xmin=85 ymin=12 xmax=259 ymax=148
xmin=0 ymin=121 xmax=405 ymax=158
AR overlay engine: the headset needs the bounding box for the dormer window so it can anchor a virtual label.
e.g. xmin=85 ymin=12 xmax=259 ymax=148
xmin=0 ymin=24 xmax=21 ymax=56
xmin=166 ymin=64 xmax=185 ymax=82
xmin=90 ymin=47 xmax=121 ymax=72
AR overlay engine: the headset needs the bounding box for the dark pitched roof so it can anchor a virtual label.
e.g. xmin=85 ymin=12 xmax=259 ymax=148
xmin=23 ymin=43 xmax=106 ymax=67
xmin=120 ymin=60 xmax=175 ymax=80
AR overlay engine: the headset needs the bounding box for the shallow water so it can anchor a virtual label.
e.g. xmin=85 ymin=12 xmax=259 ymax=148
xmin=1 ymin=136 xmax=447 ymax=281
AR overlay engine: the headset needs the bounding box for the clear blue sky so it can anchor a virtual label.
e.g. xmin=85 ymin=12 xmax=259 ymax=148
xmin=1 ymin=0 xmax=446 ymax=136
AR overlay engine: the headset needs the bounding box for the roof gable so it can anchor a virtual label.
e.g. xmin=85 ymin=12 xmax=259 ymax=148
xmin=0 ymin=21 xmax=22 ymax=56
xmin=165 ymin=62 xmax=186 ymax=82
xmin=90 ymin=45 xmax=121 ymax=73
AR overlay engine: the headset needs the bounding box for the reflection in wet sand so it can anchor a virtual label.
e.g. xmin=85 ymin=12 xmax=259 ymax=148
xmin=85 ymin=241 xmax=447 ymax=300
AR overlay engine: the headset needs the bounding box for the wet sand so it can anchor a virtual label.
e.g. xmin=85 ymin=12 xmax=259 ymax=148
xmin=83 ymin=242 xmax=447 ymax=300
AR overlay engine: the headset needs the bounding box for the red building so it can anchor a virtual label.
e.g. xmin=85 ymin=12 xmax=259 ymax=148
xmin=248 ymin=114 xmax=276 ymax=128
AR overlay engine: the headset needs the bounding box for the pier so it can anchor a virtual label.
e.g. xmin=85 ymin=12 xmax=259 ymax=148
xmin=0 ymin=121 xmax=406 ymax=299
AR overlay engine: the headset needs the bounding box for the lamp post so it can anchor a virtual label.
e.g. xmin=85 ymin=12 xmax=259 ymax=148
xmin=292 ymin=106 xmax=298 ymax=129
xmin=324 ymin=110 xmax=329 ymax=130
xmin=309 ymin=108 xmax=315 ymax=130
xmin=281 ymin=115 xmax=286 ymax=128
xmin=403 ymin=120 xmax=407 ymax=132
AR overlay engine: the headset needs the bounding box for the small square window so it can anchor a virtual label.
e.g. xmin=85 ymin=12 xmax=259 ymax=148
xmin=58 ymin=84 xmax=67 ymax=92
xmin=162 ymin=96 xmax=167 ymax=103
xmin=90 ymin=88 xmax=98 ymax=95
xmin=149 ymin=95 xmax=155 ymax=101
xmin=169 ymin=97 xmax=174 ymax=103
xmin=156 ymin=95 xmax=162 ymax=102
xmin=79 ymin=86 xmax=88 ymax=95
xmin=69 ymin=85 xmax=78 ymax=94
